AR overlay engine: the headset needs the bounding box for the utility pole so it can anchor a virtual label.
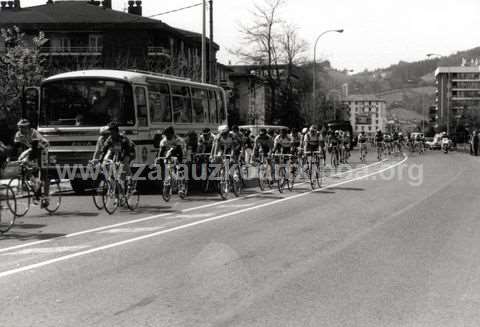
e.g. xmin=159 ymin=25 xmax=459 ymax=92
xmin=201 ymin=0 xmax=206 ymax=83
xmin=208 ymin=0 xmax=214 ymax=84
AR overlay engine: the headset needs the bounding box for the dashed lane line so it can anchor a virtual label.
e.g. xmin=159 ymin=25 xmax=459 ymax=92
xmin=0 ymin=156 xmax=406 ymax=279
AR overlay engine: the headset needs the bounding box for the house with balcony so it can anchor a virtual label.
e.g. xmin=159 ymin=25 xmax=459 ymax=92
xmin=0 ymin=0 xmax=219 ymax=82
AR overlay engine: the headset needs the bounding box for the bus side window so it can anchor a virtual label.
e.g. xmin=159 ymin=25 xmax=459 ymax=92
xmin=149 ymin=82 xmax=172 ymax=123
xmin=192 ymin=88 xmax=209 ymax=123
xmin=216 ymin=90 xmax=226 ymax=123
xmin=135 ymin=87 xmax=148 ymax=127
xmin=208 ymin=90 xmax=217 ymax=123
xmin=172 ymin=85 xmax=192 ymax=123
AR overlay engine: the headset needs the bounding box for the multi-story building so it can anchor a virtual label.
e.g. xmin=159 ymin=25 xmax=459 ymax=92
xmin=0 ymin=0 xmax=219 ymax=82
xmin=343 ymin=95 xmax=387 ymax=136
xmin=435 ymin=66 xmax=480 ymax=133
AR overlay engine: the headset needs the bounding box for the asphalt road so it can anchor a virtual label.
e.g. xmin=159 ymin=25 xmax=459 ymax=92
xmin=1 ymin=150 xmax=479 ymax=327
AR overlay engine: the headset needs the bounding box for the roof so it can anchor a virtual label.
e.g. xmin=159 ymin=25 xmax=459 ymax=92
xmin=42 ymin=69 xmax=223 ymax=89
xmin=344 ymin=94 xmax=386 ymax=102
xmin=0 ymin=1 xmax=219 ymax=48
xmin=435 ymin=66 xmax=480 ymax=76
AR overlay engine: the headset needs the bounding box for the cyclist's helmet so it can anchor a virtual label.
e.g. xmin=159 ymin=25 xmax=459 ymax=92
xmin=99 ymin=125 xmax=110 ymax=135
xmin=17 ymin=118 xmax=30 ymax=127
xmin=218 ymin=125 xmax=229 ymax=135
xmin=267 ymin=128 xmax=275 ymax=137
xmin=301 ymin=127 xmax=308 ymax=134
xmin=259 ymin=128 xmax=267 ymax=135
xmin=309 ymin=125 xmax=318 ymax=133
xmin=108 ymin=121 xmax=120 ymax=132
xmin=164 ymin=126 xmax=175 ymax=136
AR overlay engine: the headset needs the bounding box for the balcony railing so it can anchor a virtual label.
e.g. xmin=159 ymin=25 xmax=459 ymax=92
xmin=147 ymin=46 xmax=170 ymax=57
xmin=40 ymin=46 xmax=103 ymax=56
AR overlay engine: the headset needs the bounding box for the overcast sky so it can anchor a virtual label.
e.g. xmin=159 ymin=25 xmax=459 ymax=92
xmin=21 ymin=0 xmax=480 ymax=72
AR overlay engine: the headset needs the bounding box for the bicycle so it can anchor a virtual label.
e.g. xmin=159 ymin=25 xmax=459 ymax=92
xmin=272 ymin=153 xmax=295 ymax=193
xmin=216 ymin=154 xmax=242 ymax=200
xmin=256 ymin=151 xmax=274 ymax=191
xmin=376 ymin=142 xmax=384 ymax=160
xmin=8 ymin=161 xmax=62 ymax=216
xmin=156 ymin=156 xmax=188 ymax=202
xmin=88 ymin=159 xmax=107 ymax=210
xmin=304 ymin=151 xmax=323 ymax=190
xmin=101 ymin=159 xmax=139 ymax=214
xmin=0 ymin=184 xmax=17 ymax=233
xmin=359 ymin=143 xmax=368 ymax=163
xmin=194 ymin=153 xmax=213 ymax=193
xmin=330 ymin=144 xmax=340 ymax=168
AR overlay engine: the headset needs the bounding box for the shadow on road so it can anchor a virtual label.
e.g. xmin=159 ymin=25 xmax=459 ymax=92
xmin=328 ymin=187 xmax=365 ymax=192
xmin=0 ymin=232 xmax=65 ymax=241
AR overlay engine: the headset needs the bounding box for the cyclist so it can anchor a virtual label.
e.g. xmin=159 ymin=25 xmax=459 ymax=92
xmin=273 ymin=128 xmax=292 ymax=154
xmin=375 ymin=130 xmax=384 ymax=160
xmin=14 ymin=118 xmax=50 ymax=208
xmin=198 ymin=128 xmax=215 ymax=155
xmin=158 ymin=126 xmax=186 ymax=162
xmin=358 ymin=131 xmax=368 ymax=162
xmin=253 ymin=128 xmax=273 ymax=159
xmin=101 ymin=121 xmax=136 ymax=185
xmin=230 ymin=125 xmax=243 ymax=162
xmin=241 ymin=129 xmax=254 ymax=164
xmin=92 ymin=125 xmax=110 ymax=160
xmin=290 ymin=128 xmax=302 ymax=156
xmin=303 ymin=125 xmax=322 ymax=155
xmin=212 ymin=126 xmax=235 ymax=158
xmin=384 ymin=133 xmax=393 ymax=155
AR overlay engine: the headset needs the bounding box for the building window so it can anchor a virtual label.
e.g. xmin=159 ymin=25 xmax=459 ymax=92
xmin=89 ymin=34 xmax=103 ymax=52
xmin=368 ymin=126 xmax=372 ymax=131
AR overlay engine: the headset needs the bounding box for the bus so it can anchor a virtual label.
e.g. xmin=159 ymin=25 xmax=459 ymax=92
xmin=29 ymin=69 xmax=228 ymax=193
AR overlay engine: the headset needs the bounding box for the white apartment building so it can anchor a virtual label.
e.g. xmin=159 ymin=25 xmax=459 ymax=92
xmin=343 ymin=95 xmax=387 ymax=136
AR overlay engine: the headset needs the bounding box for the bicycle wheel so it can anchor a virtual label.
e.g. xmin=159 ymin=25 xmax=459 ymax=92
xmin=178 ymin=179 xmax=188 ymax=200
xmin=0 ymin=185 xmax=17 ymax=234
xmin=287 ymin=164 xmax=296 ymax=192
xmin=232 ymin=166 xmax=242 ymax=197
xmin=8 ymin=177 xmax=31 ymax=217
xmin=162 ymin=180 xmax=172 ymax=202
xmin=218 ymin=167 xmax=229 ymax=200
xmin=126 ymin=180 xmax=139 ymax=210
xmin=44 ymin=179 xmax=62 ymax=214
xmin=257 ymin=163 xmax=268 ymax=191
xmin=92 ymin=176 xmax=106 ymax=210
xmin=103 ymin=179 xmax=119 ymax=214
xmin=277 ymin=166 xmax=286 ymax=193
xmin=309 ymin=160 xmax=318 ymax=190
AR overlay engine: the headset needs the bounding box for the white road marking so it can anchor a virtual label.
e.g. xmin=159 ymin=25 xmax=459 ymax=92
xmin=1 ymin=246 xmax=89 ymax=256
xmin=98 ymin=227 xmax=164 ymax=234
xmin=0 ymin=157 xmax=407 ymax=279
xmin=173 ymin=213 xmax=215 ymax=219
xmin=0 ymin=158 xmax=389 ymax=254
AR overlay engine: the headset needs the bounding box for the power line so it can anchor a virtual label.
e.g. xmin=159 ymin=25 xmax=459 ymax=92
xmin=147 ymin=3 xmax=203 ymax=18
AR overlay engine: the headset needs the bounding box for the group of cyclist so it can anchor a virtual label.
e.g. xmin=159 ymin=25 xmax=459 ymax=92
xmin=10 ymin=118 xmax=453 ymax=208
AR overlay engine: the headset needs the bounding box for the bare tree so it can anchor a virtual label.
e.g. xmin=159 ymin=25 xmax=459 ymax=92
xmin=234 ymin=0 xmax=285 ymax=122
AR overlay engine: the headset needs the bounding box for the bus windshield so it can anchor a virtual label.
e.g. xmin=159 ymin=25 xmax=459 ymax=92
xmin=40 ymin=79 xmax=135 ymax=127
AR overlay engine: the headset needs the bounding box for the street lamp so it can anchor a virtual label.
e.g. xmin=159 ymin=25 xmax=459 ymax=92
xmin=312 ymin=29 xmax=344 ymax=123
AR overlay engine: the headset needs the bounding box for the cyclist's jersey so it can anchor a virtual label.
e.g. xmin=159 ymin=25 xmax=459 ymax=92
xmin=343 ymin=134 xmax=351 ymax=145
xmin=254 ymin=134 xmax=273 ymax=155
xmin=213 ymin=134 xmax=236 ymax=156
xmin=392 ymin=133 xmax=399 ymax=141
xmin=103 ymin=134 xmax=136 ymax=161
xmin=14 ymin=129 xmax=49 ymax=150
xmin=358 ymin=134 xmax=368 ymax=144
xmin=384 ymin=135 xmax=392 ymax=143
xmin=198 ymin=133 xmax=215 ymax=153
xmin=274 ymin=135 xmax=292 ymax=154
xmin=242 ymin=134 xmax=254 ymax=149
xmin=230 ymin=131 xmax=243 ymax=150
xmin=304 ymin=132 xmax=321 ymax=146
xmin=290 ymin=132 xmax=301 ymax=149
xmin=375 ymin=133 xmax=384 ymax=143
xmin=329 ymin=136 xmax=339 ymax=147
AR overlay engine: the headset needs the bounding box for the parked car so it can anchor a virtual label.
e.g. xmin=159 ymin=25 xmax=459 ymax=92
xmin=425 ymin=133 xmax=442 ymax=150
